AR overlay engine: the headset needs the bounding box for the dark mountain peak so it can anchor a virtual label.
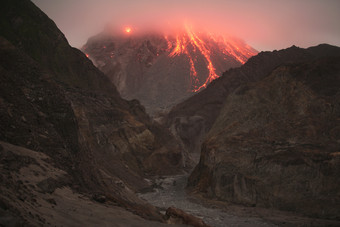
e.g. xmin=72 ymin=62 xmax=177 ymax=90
xmin=307 ymin=43 xmax=340 ymax=57
xmin=0 ymin=0 xmax=119 ymax=96
xmin=289 ymin=44 xmax=299 ymax=49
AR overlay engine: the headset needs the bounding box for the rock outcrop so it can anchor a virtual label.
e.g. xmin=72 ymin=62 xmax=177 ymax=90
xmin=165 ymin=207 xmax=211 ymax=227
xmin=188 ymin=55 xmax=340 ymax=219
xmin=0 ymin=0 xmax=187 ymax=224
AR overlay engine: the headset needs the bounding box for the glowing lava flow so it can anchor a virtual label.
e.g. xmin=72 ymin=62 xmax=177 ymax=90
xmin=218 ymin=37 xmax=255 ymax=64
xmin=185 ymin=24 xmax=219 ymax=91
xmin=165 ymin=25 xmax=257 ymax=92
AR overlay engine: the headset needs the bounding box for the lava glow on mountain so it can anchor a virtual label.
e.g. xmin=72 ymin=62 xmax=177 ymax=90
xmin=83 ymin=22 xmax=257 ymax=93
xmin=125 ymin=24 xmax=257 ymax=92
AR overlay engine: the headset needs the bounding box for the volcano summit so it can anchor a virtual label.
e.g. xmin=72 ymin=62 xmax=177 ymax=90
xmin=82 ymin=25 xmax=257 ymax=114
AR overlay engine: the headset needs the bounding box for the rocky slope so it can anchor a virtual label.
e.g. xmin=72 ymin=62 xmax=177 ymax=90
xmin=0 ymin=141 xmax=183 ymax=227
xmin=0 ymin=0 xmax=188 ymax=224
xmin=166 ymin=44 xmax=340 ymax=158
xmin=82 ymin=27 xmax=257 ymax=115
xmin=187 ymin=53 xmax=340 ymax=219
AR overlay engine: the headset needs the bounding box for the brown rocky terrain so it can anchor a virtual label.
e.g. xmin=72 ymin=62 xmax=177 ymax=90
xmin=166 ymin=44 xmax=340 ymax=158
xmin=0 ymin=0 xmax=190 ymax=225
xmin=187 ymin=55 xmax=340 ymax=219
xmin=1 ymin=141 xmax=188 ymax=226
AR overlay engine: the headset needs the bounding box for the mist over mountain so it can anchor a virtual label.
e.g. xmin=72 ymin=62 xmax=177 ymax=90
xmin=82 ymin=25 xmax=257 ymax=114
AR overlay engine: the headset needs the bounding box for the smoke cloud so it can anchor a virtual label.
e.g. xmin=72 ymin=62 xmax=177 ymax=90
xmin=32 ymin=0 xmax=340 ymax=51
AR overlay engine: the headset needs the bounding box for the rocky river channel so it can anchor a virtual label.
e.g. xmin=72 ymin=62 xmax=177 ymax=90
xmin=138 ymin=174 xmax=277 ymax=227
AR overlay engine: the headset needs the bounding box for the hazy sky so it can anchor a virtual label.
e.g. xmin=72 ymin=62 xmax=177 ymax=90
xmin=32 ymin=0 xmax=340 ymax=51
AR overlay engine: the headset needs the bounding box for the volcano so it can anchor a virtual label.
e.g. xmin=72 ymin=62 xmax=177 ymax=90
xmin=82 ymin=24 xmax=257 ymax=114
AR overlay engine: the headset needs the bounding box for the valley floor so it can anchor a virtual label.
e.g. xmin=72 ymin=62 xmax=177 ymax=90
xmin=139 ymin=174 xmax=340 ymax=227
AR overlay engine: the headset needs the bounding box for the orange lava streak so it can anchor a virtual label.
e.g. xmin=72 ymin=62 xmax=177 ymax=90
xmin=188 ymin=56 xmax=198 ymax=84
xmin=185 ymin=25 xmax=219 ymax=92
xmin=224 ymin=42 xmax=246 ymax=64
xmin=164 ymin=36 xmax=172 ymax=52
xmin=166 ymin=24 xmax=257 ymax=92
xmin=219 ymin=36 xmax=257 ymax=64
xmin=183 ymin=41 xmax=199 ymax=85
xmin=169 ymin=35 xmax=182 ymax=57
xmin=167 ymin=31 xmax=200 ymax=87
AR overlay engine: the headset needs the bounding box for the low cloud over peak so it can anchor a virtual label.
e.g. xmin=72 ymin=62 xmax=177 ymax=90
xmin=32 ymin=0 xmax=340 ymax=51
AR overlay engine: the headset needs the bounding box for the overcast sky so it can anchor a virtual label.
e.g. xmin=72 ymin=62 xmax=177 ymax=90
xmin=32 ymin=0 xmax=340 ymax=51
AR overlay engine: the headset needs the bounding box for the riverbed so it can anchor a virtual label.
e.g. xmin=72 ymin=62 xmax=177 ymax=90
xmin=139 ymin=174 xmax=276 ymax=227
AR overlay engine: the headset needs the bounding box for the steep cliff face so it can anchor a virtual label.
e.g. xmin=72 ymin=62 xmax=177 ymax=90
xmin=0 ymin=0 xmax=186 ymax=223
xmin=188 ymin=56 xmax=340 ymax=219
xmin=0 ymin=36 xmax=79 ymax=173
xmin=166 ymin=44 xmax=340 ymax=157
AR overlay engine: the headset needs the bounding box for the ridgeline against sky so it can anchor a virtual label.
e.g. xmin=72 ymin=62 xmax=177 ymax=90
xmin=32 ymin=0 xmax=340 ymax=51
